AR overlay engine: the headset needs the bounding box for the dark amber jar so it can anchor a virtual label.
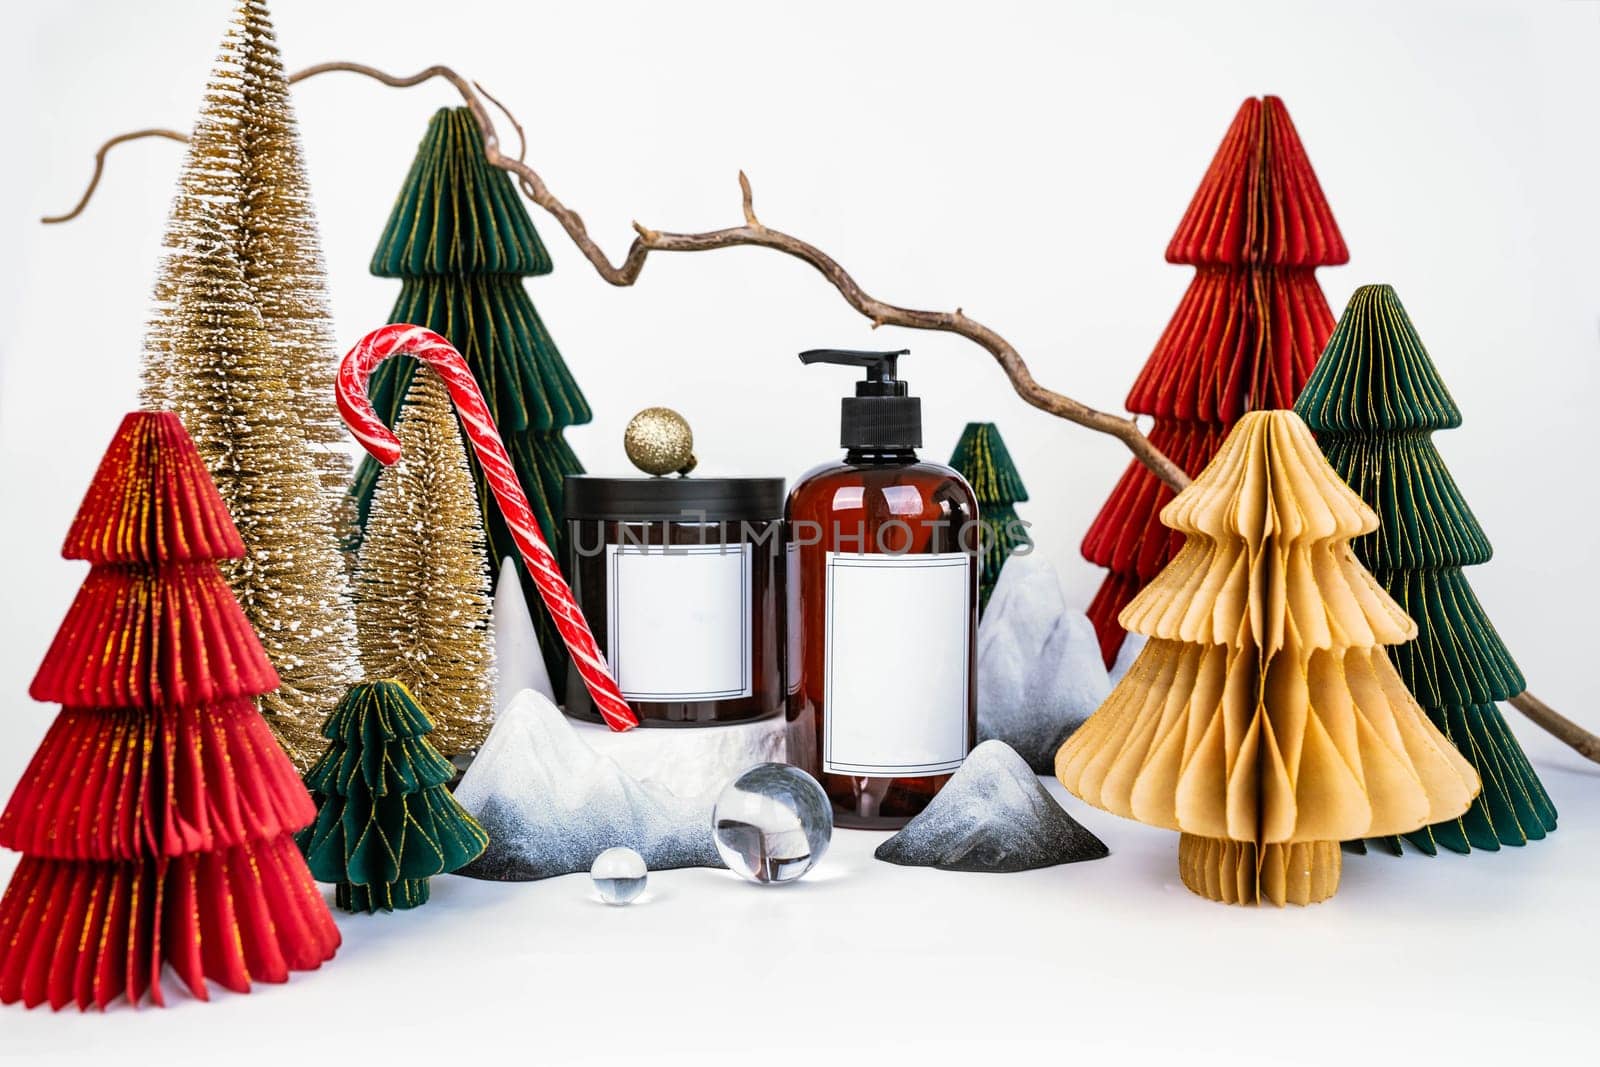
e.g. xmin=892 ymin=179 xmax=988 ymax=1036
xmin=564 ymin=476 xmax=785 ymax=727
xmin=785 ymin=449 xmax=979 ymax=829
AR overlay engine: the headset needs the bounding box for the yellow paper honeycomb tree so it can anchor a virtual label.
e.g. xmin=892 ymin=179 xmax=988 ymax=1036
xmin=1056 ymin=410 xmax=1480 ymax=905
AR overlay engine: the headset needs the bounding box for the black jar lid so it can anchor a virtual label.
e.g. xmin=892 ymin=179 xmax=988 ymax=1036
xmin=564 ymin=476 xmax=785 ymax=522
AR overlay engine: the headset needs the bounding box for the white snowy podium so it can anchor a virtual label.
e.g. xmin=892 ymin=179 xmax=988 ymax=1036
xmin=492 ymin=554 xmax=787 ymax=801
xmin=568 ymin=711 xmax=788 ymax=800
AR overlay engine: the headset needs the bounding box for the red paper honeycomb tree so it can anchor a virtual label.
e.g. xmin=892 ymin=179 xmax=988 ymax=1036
xmin=0 ymin=412 xmax=339 ymax=1010
xmin=1082 ymin=95 xmax=1348 ymax=665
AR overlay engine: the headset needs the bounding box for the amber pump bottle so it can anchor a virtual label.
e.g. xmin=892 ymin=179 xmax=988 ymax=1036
xmin=785 ymin=349 xmax=978 ymax=829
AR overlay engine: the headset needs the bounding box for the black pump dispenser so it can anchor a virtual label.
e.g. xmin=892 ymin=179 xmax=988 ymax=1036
xmin=799 ymin=348 xmax=922 ymax=450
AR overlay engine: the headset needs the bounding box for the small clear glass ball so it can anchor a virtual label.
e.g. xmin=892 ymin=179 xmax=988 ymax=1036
xmin=590 ymin=846 xmax=648 ymax=905
xmin=712 ymin=763 xmax=833 ymax=885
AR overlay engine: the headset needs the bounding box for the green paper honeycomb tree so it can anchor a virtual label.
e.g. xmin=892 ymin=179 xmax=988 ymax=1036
xmin=349 ymin=106 xmax=591 ymax=689
xmin=1294 ymin=284 xmax=1557 ymax=854
xmin=296 ymin=681 xmax=490 ymax=912
xmin=949 ymin=422 xmax=1031 ymax=614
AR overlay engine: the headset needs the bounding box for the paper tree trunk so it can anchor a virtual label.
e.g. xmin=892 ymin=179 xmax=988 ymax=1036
xmin=0 ymin=412 xmax=338 ymax=1009
xmin=1294 ymin=285 xmax=1556 ymax=854
xmin=948 ymin=422 xmax=1032 ymax=614
xmin=1057 ymin=410 xmax=1480 ymax=906
xmin=297 ymin=681 xmax=489 ymax=912
xmin=348 ymin=106 xmax=591 ymax=692
xmin=1082 ymin=95 xmax=1348 ymax=667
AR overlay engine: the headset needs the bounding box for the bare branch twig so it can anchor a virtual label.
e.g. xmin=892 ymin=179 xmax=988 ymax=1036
xmin=1510 ymin=692 xmax=1600 ymax=764
xmin=473 ymin=80 xmax=526 ymax=163
xmin=43 ymin=59 xmax=1600 ymax=764
xmin=41 ymin=128 xmax=187 ymax=224
xmin=47 ymin=59 xmax=1189 ymax=492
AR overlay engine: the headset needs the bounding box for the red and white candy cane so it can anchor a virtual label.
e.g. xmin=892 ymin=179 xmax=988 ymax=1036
xmin=339 ymin=324 xmax=638 ymax=732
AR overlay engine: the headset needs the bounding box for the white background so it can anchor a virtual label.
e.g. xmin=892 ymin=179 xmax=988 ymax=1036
xmin=2 ymin=1 xmax=1598 ymax=1063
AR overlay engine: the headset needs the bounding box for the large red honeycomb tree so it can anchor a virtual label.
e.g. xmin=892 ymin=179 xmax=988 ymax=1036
xmin=1082 ymin=95 xmax=1348 ymax=665
xmin=0 ymin=412 xmax=339 ymax=1010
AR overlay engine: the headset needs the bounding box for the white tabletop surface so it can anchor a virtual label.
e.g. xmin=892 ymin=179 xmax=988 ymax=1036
xmin=1 ymin=724 xmax=1594 ymax=1066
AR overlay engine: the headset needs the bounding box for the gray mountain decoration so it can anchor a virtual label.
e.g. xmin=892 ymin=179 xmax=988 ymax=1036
xmin=875 ymin=741 xmax=1108 ymax=872
xmin=453 ymin=689 xmax=722 ymax=880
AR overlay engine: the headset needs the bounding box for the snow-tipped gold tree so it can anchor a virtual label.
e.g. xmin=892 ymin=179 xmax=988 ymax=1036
xmin=143 ymin=0 xmax=350 ymax=508
xmin=354 ymin=368 xmax=496 ymax=759
xmin=1056 ymin=410 xmax=1480 ymax=905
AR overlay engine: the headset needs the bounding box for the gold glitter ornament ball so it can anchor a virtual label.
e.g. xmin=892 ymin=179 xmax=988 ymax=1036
xmin=624 ymin=407 xmax=697 ymax=476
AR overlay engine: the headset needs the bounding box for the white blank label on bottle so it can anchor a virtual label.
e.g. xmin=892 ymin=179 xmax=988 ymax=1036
xmin=606 ymin=543 xmax=752 ymax=702
xmin=823 ymin=551 xmax=972 ymax=777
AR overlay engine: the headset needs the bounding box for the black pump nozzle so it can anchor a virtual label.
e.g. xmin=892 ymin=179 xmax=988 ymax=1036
xmin=799 ymin=349 xmax=910 ymax=397
xmin=800 ymin=348 xmax=921 ymax=450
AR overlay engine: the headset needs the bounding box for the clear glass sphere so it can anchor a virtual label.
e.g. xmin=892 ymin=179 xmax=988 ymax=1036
xmin=590 ymin=846 xmax=648 ymax=905
xmin=712 ymin=763 xmax=833 ymax=884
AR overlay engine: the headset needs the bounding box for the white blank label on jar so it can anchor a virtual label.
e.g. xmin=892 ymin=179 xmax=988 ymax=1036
xmin=606 ymin=543 xmax=752 ymax=701
xmin=823 ymin=551 xmax=971 ymax=777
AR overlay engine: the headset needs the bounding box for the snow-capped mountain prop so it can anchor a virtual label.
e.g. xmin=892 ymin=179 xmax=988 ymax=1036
xmin=977 ymin=556 xmax=1111 ymax=772
xmin=453 ymin=690 xmax=722 ymax=879
xmin=875 ymin=740 xmax=1108 ymax=872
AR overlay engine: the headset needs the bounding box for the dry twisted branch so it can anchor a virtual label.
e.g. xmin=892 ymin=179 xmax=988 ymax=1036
xmin=41 ymin=128 xmax=189 ymax=225
xmin=42 ymin=61 xmax=1600 ymax=766
xmin=45 ymin=60 xmax=1188 ymax=493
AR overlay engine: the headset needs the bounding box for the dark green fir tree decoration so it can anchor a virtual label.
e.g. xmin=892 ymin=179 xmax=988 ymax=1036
xmin=1294 ymin=284 xmax=1557 ymax=855
xmin=350 ymin=106 xmax=591 ymax=687
xmin=297 ymin=680 xmax=490 ymax=911
xmin=949 ymin=422 xmax=1031 ymax=614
